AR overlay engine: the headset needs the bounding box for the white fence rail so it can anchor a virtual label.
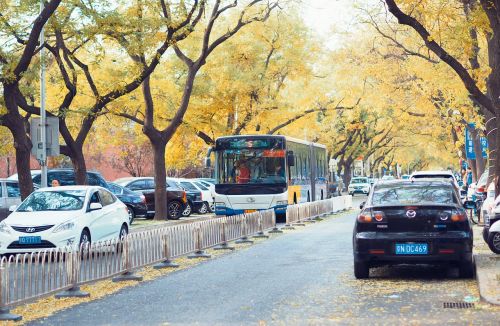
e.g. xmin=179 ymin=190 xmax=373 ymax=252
xmin=0 ymin=196 xmax=352 ymax=320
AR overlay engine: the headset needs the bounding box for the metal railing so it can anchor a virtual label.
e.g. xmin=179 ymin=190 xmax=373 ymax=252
xmin=0 ymin=196 xmax=352 ymax=320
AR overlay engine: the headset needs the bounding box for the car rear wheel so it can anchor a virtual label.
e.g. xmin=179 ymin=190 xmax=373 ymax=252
xmin=354 ymin=260 xmax=369 ymax=279
xmin=168 ymin=201 xmax=183 ymax=220
xmin=197 ymin=202 xmax=209 ymax=214
xmin=126 ymin=206 xmax=135 ymax=225
xmin=487 ymin=232 xmax=500 ymax=254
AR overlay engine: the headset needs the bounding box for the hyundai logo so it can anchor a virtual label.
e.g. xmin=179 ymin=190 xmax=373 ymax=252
xmin=25 ymin=227 xmax=36 ymax=233
xmin=247 ymin=197 xmax=255 ymax=203
xmin=406 ymin=210 xmax=417 ymax=218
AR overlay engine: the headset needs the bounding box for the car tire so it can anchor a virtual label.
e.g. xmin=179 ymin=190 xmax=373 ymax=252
xmin=126 ymin=206 xmax=135 ymax=225
xmin=197 ymin=202 xmax=209 ymax=214
xmin=168 ymin=201 xmax=183 ymax=220
xmin=209 ymin=202 xmax=215 ymax=213
xmin=482 ymin=227 xmax=489 ymax=243
xmin=487 ymin=232 xmax=500 ymax=254
xmin=182 ymin=201 xmax=192 ymax=217
xmin=118 ymin=224 xmax=128 ymax=240
xmin=458 ymin=256 xmax=475 ymax=278
xmin=354 ymin=260 xmax=369 ymax=279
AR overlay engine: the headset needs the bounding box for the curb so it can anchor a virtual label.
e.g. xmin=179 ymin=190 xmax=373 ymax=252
xmin=474 ymin=254 xmax=500 ymax=306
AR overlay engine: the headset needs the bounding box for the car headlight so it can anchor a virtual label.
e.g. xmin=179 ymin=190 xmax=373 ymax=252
xmin=0 ymin=222 xmax=11 ymax=234
xmin=53 ymin=222 xmax=75 ymax=233
xmin=276 ymin=200 xmax=288 ymax=205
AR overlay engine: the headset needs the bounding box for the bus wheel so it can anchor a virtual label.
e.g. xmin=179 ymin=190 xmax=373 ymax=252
xmin=307 ymin=192 xmax=310 ymax=202
xmin=293 ymin=193 xmax=297 ymax=205
xmin=321 ymin=190 xmax=324 ymax=200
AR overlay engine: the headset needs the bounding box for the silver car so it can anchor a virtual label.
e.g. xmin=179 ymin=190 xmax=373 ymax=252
xmin=0 ymin=179 xmax=22 ymax=221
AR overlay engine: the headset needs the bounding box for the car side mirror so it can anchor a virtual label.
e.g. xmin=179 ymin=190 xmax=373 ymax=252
xmin=463 ymin=200 xmax=475 ymax=209
xmin=287 ymin=151 xmax=295 ymax=166
xmin=8 ymin=205 xmax=17 ymax=212
xmin=89 ymin=202 xmax=103 ymax=211
xmin=360 ymin=202 xmax=365 ymax=209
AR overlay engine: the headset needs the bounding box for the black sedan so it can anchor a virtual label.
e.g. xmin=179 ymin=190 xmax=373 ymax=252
xmin=353 ymin=180 xmax=474 ymax=279
xmin=108 ymin=182 xmax=148 ymax=224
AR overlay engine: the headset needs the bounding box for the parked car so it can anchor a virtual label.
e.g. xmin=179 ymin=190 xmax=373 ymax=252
xmin=114 ymin=177 xmax=155 ymax=194
xmin=178 ymin=179 xmax=214 ymax=214
xmin=0 ymin=186 xmax=129 ymax=254
xmin=166 ymin=178 xmax=202 ymax=217
xmin=401 ymin=174 xmax=410 ymax=180
xmin=353 ymin=180 xmax=474 ymax=279
xmin=9 ymin=169 xmax=109 ymax=189
xmin=410 ymin=171 xmax=460 ymax=189
xmin=483 ymin=190 xmax=500 ymax=253
xmin=348 ymin=177 xmax=371 ymax=196
xmin=0 ymin=179 xmax=22 ymax=222
xmin=381 ymin=175 xmax=395 ymax=180
xmin=196 ymin=179 xmax=216 ymax=210
xmin=142 ymin=179 xmax=188 ymax=220
xmin=107 ymin=182 xmax=148 ymax=225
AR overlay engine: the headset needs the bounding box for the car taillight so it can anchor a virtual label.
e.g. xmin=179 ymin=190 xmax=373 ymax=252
xmin=477 ymin=186 xmax=485 ymax=193
xmin=373 ymin=211 xmax=385 ymax=222
xmin=451 ymin=210 xmax=467 ymax=222
xmin=357 ymin=209 xmax=373 ymax=223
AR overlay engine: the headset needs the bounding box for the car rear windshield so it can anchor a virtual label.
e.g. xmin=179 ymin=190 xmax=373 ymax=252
xmin=372 ymin=184 xmax=456 ymax=206
xmin=17 ymin=190 xmax=86 ymax=212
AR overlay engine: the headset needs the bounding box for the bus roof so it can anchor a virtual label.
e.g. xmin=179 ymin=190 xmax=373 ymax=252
xmin=215 ymin=135 xmax=326 ymax=149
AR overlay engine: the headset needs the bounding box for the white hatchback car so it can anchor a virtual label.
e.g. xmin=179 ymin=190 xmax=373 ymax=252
xmin=0 ymin=186 xmax=129 ymax=254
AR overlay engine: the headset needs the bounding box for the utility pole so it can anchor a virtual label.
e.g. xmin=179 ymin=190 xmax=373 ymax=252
xmin=39 ymin=0 xmax=48 ymax=187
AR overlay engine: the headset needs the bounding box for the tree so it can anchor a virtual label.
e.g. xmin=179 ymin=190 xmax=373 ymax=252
xmin=0 ymin=0 xmax=61 ymax=198
xmin=117 ymin=0 xmax=279 ymax=220
xmin=384 ymin=0 xmax=500 ymax=192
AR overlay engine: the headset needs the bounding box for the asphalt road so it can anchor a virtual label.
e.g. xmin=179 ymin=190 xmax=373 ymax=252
xmin=29 ymin=197 xmax=499 ymax=325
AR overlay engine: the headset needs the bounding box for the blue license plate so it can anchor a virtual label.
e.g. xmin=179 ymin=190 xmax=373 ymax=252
xmin=19 ymin=236 xmax=41 ymax=245
xmin=395 ymin=243 xmax=428 ymax=255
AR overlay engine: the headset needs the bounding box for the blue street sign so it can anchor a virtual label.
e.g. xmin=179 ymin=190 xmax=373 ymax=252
xmin=465 ymin=123 xmax=488 ymax=160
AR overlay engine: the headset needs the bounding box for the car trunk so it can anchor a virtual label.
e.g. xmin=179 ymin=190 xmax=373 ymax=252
xmin=361 ymin=205 xmax=464 ymax=232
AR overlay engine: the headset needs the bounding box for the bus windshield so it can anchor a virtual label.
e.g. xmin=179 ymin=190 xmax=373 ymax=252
xmin=216 ymin=148 xmax=286 ymax=184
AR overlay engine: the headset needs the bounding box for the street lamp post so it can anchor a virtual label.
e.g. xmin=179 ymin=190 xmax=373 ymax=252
xmin=39 ymin=0 xmax=47 ymax=187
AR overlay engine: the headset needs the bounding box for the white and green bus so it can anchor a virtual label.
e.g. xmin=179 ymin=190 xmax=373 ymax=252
xmin=207 ymin=135 xmax=328 ymax=219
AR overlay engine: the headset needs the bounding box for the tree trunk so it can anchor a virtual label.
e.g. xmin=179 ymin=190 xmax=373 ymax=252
xmin=3 ymin=89 xmax=33 ymax=199
xmin=485 ymin=112 xmax=497 ymax=185
xmin=69 ymin=144 xmax=88 ymax=185
xmin=151 ymin=140 xmax=168 ymax=220
xmin=470 ymin=127 xmax=486 ymax=178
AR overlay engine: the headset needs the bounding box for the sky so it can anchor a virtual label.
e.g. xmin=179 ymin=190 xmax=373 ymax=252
xmin=301 ymin=0 xmax=366 ymax=49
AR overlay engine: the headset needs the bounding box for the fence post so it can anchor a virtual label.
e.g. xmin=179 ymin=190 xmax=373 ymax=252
xmin=253 ymin=213 xmax=269 ymax=239
xmin=0 ymin=265 xmax=21 ymax=321
xmin=269 ymin=210 xmax=283 ymax=233
xmin=282 ymin=206 xmax=295 ymax=230
xmin=214 ymin=221 xmax=235 ymax=250
xmin=235 ymin=217 xmax=254 ymax=244
xmin=55 ymin=248 xmax=90 ymax=298
xmin=294 ymin=205 xmax=306 ymax=226
xmin=154 ymin=232 xmax=179 ymax=268
xmin=113 ymin=236 xmax=143 ymax=282
xmin=188 ymin=226 xmax=212 ymax=258
xmin=315 ymin=201 xmax=324 ymax=221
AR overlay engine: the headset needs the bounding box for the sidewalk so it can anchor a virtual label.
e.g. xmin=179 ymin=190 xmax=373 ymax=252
xmin=473 ymin=224 xmax=500 ymax=305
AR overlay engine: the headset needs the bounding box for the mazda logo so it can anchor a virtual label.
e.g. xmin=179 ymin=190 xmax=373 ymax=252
xmin=406 ymin=210 xmax=417 ymax=218
xmin=25 ymin=227 xmax=36 ymax=233
xmin=247 ymin=197 xmax=255 ymax=203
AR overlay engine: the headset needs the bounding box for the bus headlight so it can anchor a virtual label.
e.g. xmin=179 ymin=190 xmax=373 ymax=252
xmin=276 ymin=200 xmax=288 ymax=206
xmin=215 ymin=202 xmax=225 ymax=208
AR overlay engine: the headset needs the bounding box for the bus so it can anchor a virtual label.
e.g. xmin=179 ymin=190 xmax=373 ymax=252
xmin=206 ymin=135 xmax=328 ymax=218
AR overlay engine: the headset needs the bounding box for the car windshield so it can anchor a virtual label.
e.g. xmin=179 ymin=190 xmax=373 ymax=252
xmin=372 ymin=183 xmax=456 ymax=206
xmin=17 ymin=190 xmax=87 ymax=212
xmin=351 ymin=178 xmax=368 ymax=184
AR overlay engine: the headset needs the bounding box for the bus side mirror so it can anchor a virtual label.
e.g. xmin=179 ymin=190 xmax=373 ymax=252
xmin=204 ymin=157 xmax=211 ymax=168
xmin=287 ymin=151 xmax=295 ymax=166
